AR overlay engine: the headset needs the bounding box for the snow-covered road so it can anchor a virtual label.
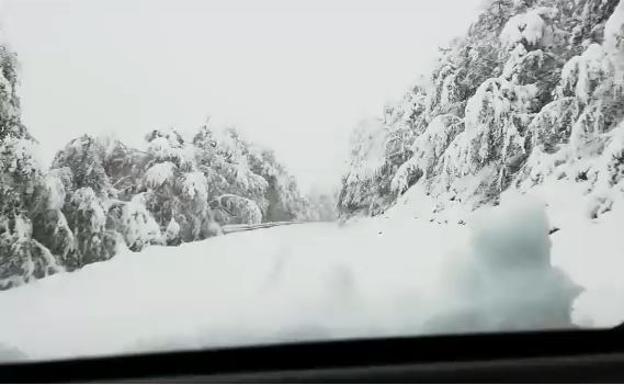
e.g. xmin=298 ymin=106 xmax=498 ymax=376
xmin=0 ymin=195 xmax=622 ymax=362
xmin=0 ymin=219 xmax=464 ymax=360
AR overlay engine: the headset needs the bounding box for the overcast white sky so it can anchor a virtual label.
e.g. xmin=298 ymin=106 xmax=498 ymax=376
xmin=0 ymin=0 xmax=481 ymax=192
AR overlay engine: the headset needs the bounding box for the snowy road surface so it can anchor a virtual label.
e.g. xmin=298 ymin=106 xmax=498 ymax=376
xmin=0 ymin=195 xmax=622 ymax=362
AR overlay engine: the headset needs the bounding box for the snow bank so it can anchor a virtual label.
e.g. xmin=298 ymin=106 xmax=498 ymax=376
xmin=0 ymin=195 xmax=593 ymax=362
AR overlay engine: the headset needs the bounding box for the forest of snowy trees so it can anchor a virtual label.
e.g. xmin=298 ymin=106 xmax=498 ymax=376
xmin=339 ymin=0 xmax=624 ymax=222
xmin=0 ymin=37 xmax=338 ymax=288
xmin=1 ymin=0 xmax=623 ymax=294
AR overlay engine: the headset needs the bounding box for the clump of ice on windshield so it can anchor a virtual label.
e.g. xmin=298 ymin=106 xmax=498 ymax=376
xmin=423 ymin=194 xmax=581 ymax=334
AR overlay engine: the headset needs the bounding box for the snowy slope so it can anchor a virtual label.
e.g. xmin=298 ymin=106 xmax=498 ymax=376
xmin=0 ymin=195 xmax=621 ymax=362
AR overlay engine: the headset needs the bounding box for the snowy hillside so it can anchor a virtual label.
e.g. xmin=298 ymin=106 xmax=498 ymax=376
xmin=339 ymin=0 xmax=624 ymax=220
xmin=0 ymin=194 xmax=620 ymax=362
xmin=335 ymin=0 xmax=624 ymax=335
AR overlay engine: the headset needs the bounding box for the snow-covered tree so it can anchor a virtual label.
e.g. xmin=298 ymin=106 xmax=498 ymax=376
xmin=193 ymin=124 xmax=232 ymax=198
xmin=49 ymin=135 xmax=121 ymax=267
xmin=391 ymin=114 xmax=464 ymax=195
xmin=30 ymin=168 xmax=77 ymax=268
xmin=102 ymin=138 xmax=149 ymax=200
xmin=142 ymin=128 xmax=218 ymax=244
xmin=0 ymin=41 xmax=64 ymax=288
xmin=216 ymin=127 xmax=268 ymax=208
xmin=51 ymin=135 xmax=113 ymax=197
xmin=246 ymin=147 xmax=310 ymax=222
xmin=338 ymin=118 xmax=393 ymax=216
xmin=116 ymin=193 xmax=163 ymax=251
xmin=63 ymin=187 xmax=119 ymax=267
xmin=194 ymin=124 xmax=310 ymax=223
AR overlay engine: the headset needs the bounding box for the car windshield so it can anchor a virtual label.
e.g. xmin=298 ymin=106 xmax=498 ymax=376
xmin=0 ymin=0 xmax=623 ymax=363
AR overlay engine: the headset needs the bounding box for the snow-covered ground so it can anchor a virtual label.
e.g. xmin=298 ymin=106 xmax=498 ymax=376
xmin=0 ymin=193 xmax=622 ymax=362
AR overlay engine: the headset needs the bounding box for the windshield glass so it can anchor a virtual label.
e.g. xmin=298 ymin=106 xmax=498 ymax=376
xmin=0 ymin=0 xmax=623 ymax=363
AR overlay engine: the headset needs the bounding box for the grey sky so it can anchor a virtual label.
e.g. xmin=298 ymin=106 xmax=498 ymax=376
xmin=0 ymin=0 xmax=482 ymax=192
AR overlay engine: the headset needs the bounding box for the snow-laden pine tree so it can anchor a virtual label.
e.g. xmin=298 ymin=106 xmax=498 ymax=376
xmin=214 ymin=127 xmax=269 ymax=209
xmin=193 ymin=123 xmax=311 ymax=223
xmin=246 ymin=147 xmax=311 ymax=222
xmin=49 ymin=135 xmax=123 ymax=266
xmin=193 ymin=125 xmax=267 ymax=224
xmin=30 ymin=168 xmax=77 ymax=268
xmin=0 ymin=41 xmax=64 ymax=288
xmin=338 ymin=117 xmax=392 ymax=216
xmin=192 ymin=124 xmax=233 ymax=199
xmin=102 ymin=136 xmax=149 ymax=200
xmin=142 ymin=128 xmax=219 ymax=245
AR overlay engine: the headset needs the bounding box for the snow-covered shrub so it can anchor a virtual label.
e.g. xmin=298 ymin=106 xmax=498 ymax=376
xmin=0 ymin=214 xmax=64 ymax=289
xmin=165 ymin=217 xmax=181 ymax=245
xmin=42 ymin=168 xmax=72 ymax=211
xmin=557 ymin=44 xmax=616 ymax=105
xmin=64 ymin=187 xmax=118 ymax=267
xmin=102 ymin=139 xmax=148 ymax=200
xmin=29 ymin=168 xmax=77 ymax=267
xmin=181 ymin=171 xmax=208 ymax=202
xmin=144 ymin=162 xmax=175 ymax=189
xmin=118 ymin=194 xmax=163 ymax=251
xmin=528 ymin=97 xmax=580 ymax=153
xmin=51 ymin=135 xmax=113 ymax=197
